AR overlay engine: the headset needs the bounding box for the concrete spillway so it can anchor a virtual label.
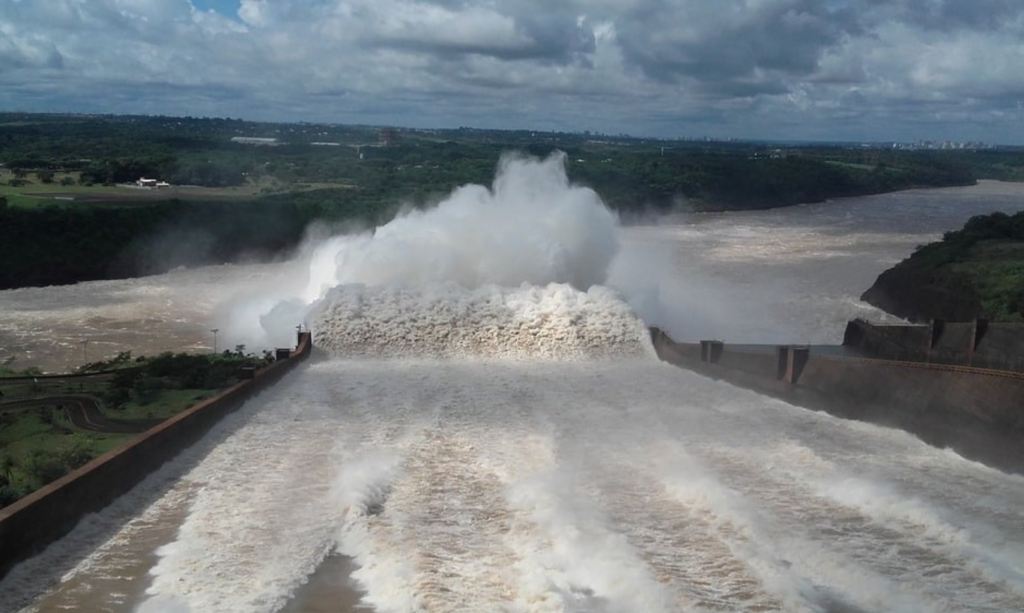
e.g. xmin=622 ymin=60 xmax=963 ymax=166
xmin=6 ymin=349 xmax=1024 ymax=612
xmin=5 ymin=179 xmax=1024 ymax=612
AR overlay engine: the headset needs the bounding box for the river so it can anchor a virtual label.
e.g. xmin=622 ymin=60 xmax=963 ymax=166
xmin=2 ymin=178 xmax=1024 ymax=613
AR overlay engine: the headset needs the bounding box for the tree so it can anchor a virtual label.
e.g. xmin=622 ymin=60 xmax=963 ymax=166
xmin=25 ymin=449 xmax=65 ymax=484
xmin=0 ymin=485 xmax=23 ymax=507
xmin=38 ymin=170 xmax=54 ymax=183
xmin=0 ymin=455 xmax=15 ymax=488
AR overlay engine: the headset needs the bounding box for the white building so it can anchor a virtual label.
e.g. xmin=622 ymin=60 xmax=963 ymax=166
xmin=230 ymin=137 xmax=280 ymax=146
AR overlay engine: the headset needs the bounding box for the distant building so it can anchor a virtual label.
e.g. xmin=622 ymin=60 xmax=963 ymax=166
xmin=135 ymin=178 xmax=171 ymax=188
xmin=379 ymin=128 xmax=396 ymax=147
xmin=230 ymin=137 xmax=280 ymax=146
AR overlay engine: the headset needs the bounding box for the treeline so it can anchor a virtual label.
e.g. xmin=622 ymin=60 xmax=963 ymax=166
xmin=0 ymin=113 xmax=994 ymax=202
xmin=947 ymin=150 xmax=1024 ymax=182
xmin=101 ymin=348 xmax=274 ymax=409
xmin=0 ymin=150 xmax=984 ymax=290
xmin=0 ymin=113 xmax=1014 ymax=289
xmin=77 ymin=158 xmax=247 ymax=187
xmin=892 ymin=211 xmax=1024 ymax=272
xmin=0 ymin=184 xmax=411 ymax=289
xmin=0 ymin=196 xmax=298 ymax=288
xmin=295 ymin=142 xmax=979 ymax=212
xmin=569 ymin=150 xmax=975 ymax=211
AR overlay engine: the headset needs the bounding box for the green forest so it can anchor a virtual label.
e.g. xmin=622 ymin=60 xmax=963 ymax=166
xmin=2 ymin=112 xmax=1021 ymax=289
xmin=862 ymin=211 xmax=1024 ymax=322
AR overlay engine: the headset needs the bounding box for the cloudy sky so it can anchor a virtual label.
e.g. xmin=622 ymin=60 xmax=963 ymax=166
xmin=2 ymin=0 xmax=1024 ymax=143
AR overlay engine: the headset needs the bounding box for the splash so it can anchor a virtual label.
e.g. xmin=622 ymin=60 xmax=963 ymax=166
xmin=220 ymin=151 xmax=638 ymax=356
xmin=303 ymin=151 xmax=618 ymax=297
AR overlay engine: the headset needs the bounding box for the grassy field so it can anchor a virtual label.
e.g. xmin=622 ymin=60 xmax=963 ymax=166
xmin=0 ymin=407 xmax=133 ymax=500
xmin=0 ymin=383 xmax=214 ymax=506
xmin=824 ymin=160 xmax=878 ymax=171
xmin=0 ymin=170 xmax=352 ymax=208
xmin=117 ymin=388 xmax=215 ymax=421
xmin=0 ymin=352 xmax=263 ymax=507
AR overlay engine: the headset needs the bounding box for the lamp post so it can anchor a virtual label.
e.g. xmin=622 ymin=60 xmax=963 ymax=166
xmin=210 ymin=328 xmax=219 ymax=354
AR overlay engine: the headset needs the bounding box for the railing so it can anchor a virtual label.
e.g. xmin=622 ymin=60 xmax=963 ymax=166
xmin=664 ymin=335 xmax=1024 ymax=382
xmin=811 ymin=352 xmax=1024 ymax=381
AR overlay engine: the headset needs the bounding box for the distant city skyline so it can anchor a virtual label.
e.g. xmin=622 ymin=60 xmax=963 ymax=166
xmin=2 ymin=1 xmax=1024 ymax=144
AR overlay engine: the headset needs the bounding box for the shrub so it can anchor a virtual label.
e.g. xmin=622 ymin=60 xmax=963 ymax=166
xmin=24 ymin=440 xmax=93 ymax=485
xmin=25 ymin=449 xmax=67 ymax=484
xmin=0 ymin=484 xmax=27 ymax=507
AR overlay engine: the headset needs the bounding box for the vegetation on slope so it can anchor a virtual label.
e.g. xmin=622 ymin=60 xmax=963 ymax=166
xmin=0 ymin=348 xmax=273 ymax=508
xmin=3 ymin=112 xmax=1020 ymax=289
xmin=862 ymin=212 xmax=1024 ymax=322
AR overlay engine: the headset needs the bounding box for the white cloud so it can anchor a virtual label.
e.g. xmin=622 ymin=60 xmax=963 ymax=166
xmin=0 ymin=0 xmax=1023 ymax=142
xmin=237 ymin=0 xmax=267 ymax=27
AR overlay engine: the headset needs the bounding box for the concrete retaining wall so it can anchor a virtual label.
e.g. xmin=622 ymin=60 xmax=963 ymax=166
xmin=842 ymin=319 xmax=931 ymax=361
xmin=845 ymin=318 xmax=1024 ymax=371
xmin=651 ymin=328 xmax=1024 ymax=475
xmin=0 ymin=332 xmax=312 ymax=579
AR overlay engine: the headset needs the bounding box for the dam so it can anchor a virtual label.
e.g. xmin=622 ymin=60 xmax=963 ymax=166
xmin=650 ymin=326 xmax=1024 ymax=475
xmin=3 ymin=169 xmax=1024 ymax=612
xmin=7 ymin=335 xmax=1024 ymax=612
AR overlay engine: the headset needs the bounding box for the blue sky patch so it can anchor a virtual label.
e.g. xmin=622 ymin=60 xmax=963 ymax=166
xmin=190 ymin=0 xmax=241 ymax=18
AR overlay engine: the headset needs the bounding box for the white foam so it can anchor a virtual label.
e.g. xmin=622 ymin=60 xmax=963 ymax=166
xmin=135 ymin=379 xmax=348 ymax=613
xmin=332 ymin=449 xmax=422 ymax=613
xmin=817 ymin=476 xmax=1024 ymax=597
xmin=8 ymin=358 xmax=1024 ymax=613
xmin=309 ymin=282 xmax=651 ymax=359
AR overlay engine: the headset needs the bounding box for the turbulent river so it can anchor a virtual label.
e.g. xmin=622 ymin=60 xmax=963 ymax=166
xmin=3 ymin=164 xmax=1024 ymax=612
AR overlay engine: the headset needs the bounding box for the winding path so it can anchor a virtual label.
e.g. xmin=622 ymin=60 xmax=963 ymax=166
xmin=0 ymin=395 xmax=148 ymax=434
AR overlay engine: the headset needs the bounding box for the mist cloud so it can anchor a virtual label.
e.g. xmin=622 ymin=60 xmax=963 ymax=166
xmin=219 ymin=151 xmax=621 ymax=348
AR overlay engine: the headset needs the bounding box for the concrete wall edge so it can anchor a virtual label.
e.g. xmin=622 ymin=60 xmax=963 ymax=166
xmin=0 ymin=332 xmax=312 ymax=579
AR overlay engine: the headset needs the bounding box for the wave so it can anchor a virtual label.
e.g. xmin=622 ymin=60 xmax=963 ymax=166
xmin=309 ymin=283 xmax=651 ymax=359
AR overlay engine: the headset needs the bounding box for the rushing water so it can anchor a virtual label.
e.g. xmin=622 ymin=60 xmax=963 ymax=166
xmin=3 ymin=180 xmax=1024 ymax=613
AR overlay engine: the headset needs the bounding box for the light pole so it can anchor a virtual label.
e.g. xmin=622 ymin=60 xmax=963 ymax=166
xmin=210 ymin=328 xmax=219 ymax=354
xmin=80 ymin=339 xmax=90 ymax=363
